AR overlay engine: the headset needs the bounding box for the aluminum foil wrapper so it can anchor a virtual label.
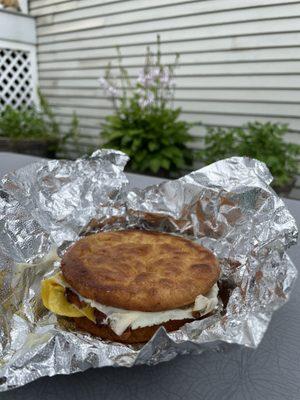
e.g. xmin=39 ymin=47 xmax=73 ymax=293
xmin=0 ymin=149 xmax=297 ymax=391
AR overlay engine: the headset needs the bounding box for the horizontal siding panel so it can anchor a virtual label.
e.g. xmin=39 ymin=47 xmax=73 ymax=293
xmin=41 ymin=87 xmax=103 ymax=98
xmin=30 ymin=0 xmax=74 ymax=8
xmin=30 ymin=0 xmax=191 ymax=16
xmin=38 ymin=48 xmax=300 ymax=69
xmin=50 ymin=102 xmax=300 ymax=120
xmin=56 ymin=115 xmax=105 ymax=129
xmin=37 ymin=19 xmax=300 ymax=50
xmin=30 ymin=0 xmax=128 ymax=9
xmin=32 ymin=0 xmax=300 ymax=20
xmin=179 ymin=101 xmax=300 ymax=118
xmin=34 ymin=1 xmax=300 ymax=27
xmin=46 ymin=99 xmax=300 ymax=118
xmin=48 ymin=97 xmax=112 ymax=108
xmin=40 ymin=75 xmax=300 ymax=89
xmin=41 ymin=87 xmax=300 ymax=103
xmin=36 ymin=17 xmax=300 ymax=53
xmin=36 ymin=19 xmax=300 ymax=47
xmin=37 ymin=32 xmax=300 ymax=62
xmin=38 ymin=61 xmax=300 ymax=78
xmin=36 ymin=3 xmax=300 ymax=36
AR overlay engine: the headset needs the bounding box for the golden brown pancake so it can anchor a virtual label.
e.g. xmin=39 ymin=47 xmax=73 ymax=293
xmin=61 ymin=230 xmax=220 ymax=312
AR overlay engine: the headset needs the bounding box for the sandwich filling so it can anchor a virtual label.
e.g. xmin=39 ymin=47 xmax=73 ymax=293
xmin=41 ymin=272 xmax=219 ymax=336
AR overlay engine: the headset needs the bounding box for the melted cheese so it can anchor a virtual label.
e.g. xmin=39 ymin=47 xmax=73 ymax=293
xmin=42 ymin=273 xmax=219 ymax=336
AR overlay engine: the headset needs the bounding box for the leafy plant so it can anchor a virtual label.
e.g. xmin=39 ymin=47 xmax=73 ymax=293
xmin=99 ymin=36 xmax=195 ymax=177
xmin=0 ymin=91 xmax=82 ymax=157
xmin=197 ymin=122 xmax=300 ymax=188
xmin=0 ymin=105 xmax=55 ymax=140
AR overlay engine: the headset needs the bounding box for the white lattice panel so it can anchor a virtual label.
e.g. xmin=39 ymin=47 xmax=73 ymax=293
xmin=0 ymin=47 xmax=36 ymax=110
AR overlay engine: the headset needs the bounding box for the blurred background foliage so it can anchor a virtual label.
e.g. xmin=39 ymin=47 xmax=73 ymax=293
xmin=197 ymin=122 xmax=300 ymax=189
xmin=0 ymin=90 xmax=80 ymax=157
xmin=0 ymin=37 xmax=299 ymax=192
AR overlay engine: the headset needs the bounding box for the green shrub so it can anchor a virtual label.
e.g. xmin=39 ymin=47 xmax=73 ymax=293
xmin=102 ymin=101 xmax=194 ymax=176
xmin=99 ymin=36 xmax=195 ymax=177
xmin=0 ymin=105 xmax=55 ymax=140
xmin=197 ymin=122 xmax=300 ymax=188
xmin=0 ymin=91 xmax=81 ymax=157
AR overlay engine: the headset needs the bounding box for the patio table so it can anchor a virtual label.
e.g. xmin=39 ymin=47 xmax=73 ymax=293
xmin=0 ymin=152 xmax=299 ymax=400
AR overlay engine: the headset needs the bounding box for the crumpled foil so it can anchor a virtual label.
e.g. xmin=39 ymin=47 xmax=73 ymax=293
xmin=0 ymin=149 xmax=297 ymax=391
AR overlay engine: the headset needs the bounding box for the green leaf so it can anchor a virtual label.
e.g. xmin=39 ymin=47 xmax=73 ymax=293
xmin=148 ymin=141 xmax=157 ymax=151
xmin=149 ymin=158 xmax=161 ymax=173
xmin=160 ymin=158 xmax=170 ymax=170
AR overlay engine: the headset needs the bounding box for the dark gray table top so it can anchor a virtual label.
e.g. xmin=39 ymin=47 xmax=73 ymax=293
xmin=0 ymin=152 xmax=299 ymax=400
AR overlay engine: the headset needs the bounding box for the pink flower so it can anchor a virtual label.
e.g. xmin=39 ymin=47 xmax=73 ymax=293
xmin=138 ymin=91 xmax=154 ymax=108
xmin=98 ymin=76 xmax=120 ymax=98
xmin=161 ymin=67 xmax=170 ymax=84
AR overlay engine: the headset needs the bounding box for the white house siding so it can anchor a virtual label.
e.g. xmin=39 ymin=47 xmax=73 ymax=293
xmin=29 ymin=0 xmax=300 ymax=155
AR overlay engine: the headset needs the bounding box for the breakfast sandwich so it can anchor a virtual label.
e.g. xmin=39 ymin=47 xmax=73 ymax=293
xmin=41 ymin=230 xmax=220 ymax=344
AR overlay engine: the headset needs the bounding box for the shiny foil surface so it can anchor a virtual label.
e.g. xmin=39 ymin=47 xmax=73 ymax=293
xmin=0 ymin=150 xmax=297 ymax=391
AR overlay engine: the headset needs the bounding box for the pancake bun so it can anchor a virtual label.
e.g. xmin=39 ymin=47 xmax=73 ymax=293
xmin=61 ymin=230 xmax=220 ymax=312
